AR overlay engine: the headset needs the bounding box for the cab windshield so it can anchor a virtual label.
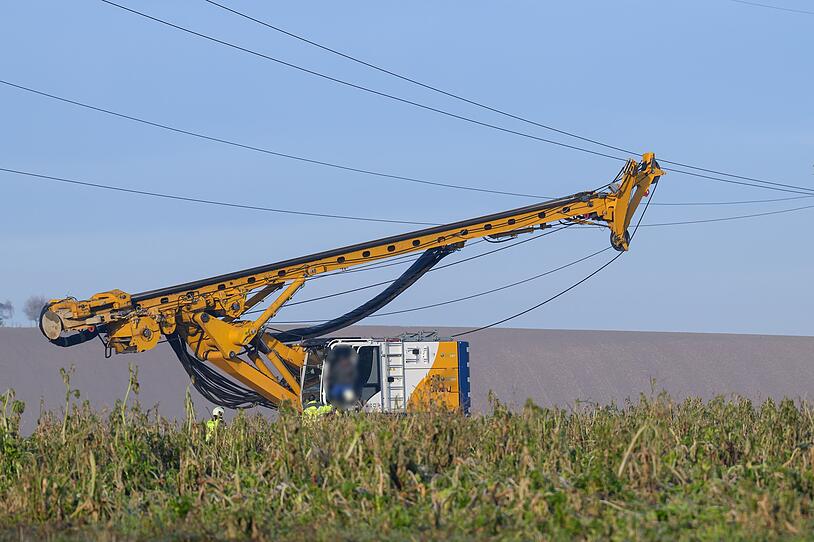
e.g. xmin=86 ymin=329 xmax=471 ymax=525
xmin=325 ymin=345 xmax=358 ymax=407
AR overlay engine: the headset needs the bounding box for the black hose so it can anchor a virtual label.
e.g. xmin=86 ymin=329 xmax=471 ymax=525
xmin=167 ymin=334 xmax=276 ymax=410
xmin=268 ymin=246 xmax=455 ymax=343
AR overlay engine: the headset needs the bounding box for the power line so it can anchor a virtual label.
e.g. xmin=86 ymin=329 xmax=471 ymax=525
xmin=12 ymin=156 xmax=809 ymax=272
xmin=3 ymin=79 xmax=811 ymax=206
xmin=98 ymin=0 xmax=627 ymax=164
xmin=640 ymin=202 xmax=814 ymax=227
xmin=652 ymin=195 xmax=813 ymax=206
xmin=8 ymin=157 xmax=809 ymax=303
xmin=665 ymin=167 xmax=814 ymax=196
xmin=449 ymin=252 xmax=623 ymax=337
xmin=6 ymin=161 xmax=813 ymax=237
xmin=0 ymin=167 xmax=438 ymax=226
xmin=728 ymin=0 xmax=814 ymax=15
xmin=199 ymin=0 xmax=814 ymax=196
xmin=662 ymin=164 xmax=814 ymax=194
xmin=0 ymin=79 xmax=543 ymax=200
xmin=202 ymin=0 xmax=635 ymax=157
xmin=545 ymin=199 xmax=814 ymax=228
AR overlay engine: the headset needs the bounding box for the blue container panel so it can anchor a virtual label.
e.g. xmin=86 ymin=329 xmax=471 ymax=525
xmin=457 ymin=341 xmax=471 ymax=414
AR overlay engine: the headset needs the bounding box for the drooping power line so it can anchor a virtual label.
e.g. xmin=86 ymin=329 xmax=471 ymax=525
xmin=3 ymin=78 xmax=811 ymax=204
xmin=199 ymin=0 xmax=814 ymax=196
xmin=201 ymin=0 xmax=636 ymax=157
xmin=0 ymin=79 xmax=542 ymax=200
xmin=97 ymin=0 xmax=626 ymax=163
xmin=0 ymin=166 xmax=438 ymax=226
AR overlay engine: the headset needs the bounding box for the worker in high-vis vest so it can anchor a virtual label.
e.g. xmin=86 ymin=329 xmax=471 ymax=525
xmin=302 ymin=395 xmax=333 ymax=422
xmin=205 ymin=406 xmax=224 ymax=442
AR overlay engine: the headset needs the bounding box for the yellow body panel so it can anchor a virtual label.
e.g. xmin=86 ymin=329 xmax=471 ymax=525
xmin=407 ymin=341 xmax=461 ymax=411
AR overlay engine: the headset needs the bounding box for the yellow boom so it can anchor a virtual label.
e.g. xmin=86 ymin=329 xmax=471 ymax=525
xmin=40 ymin=153 xmax=663 ymax=409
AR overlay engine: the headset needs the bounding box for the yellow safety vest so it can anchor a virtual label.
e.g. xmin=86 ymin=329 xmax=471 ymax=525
xmin=205 ymin=418 xmax=220 ymax=442
xmin=302 ymin=403 xmax=334 ymax=420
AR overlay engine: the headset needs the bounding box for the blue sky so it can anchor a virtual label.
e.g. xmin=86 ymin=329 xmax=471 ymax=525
xmin=1 ymin=0 xmax=811 ymax=335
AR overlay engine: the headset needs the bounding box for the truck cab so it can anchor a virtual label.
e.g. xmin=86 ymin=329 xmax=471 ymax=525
xmin=299 ymin=336 xmax=470 ymax=414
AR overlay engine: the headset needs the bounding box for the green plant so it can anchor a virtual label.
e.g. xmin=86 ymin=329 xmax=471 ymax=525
xmin=58 ymin=365 xmax=80 ymax=445
xmin=1 ymin=383 xmax=813 ymax=541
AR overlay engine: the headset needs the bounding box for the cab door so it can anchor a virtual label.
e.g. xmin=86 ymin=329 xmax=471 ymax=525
xmin=356 ymin=345 xmax=383 ymax=410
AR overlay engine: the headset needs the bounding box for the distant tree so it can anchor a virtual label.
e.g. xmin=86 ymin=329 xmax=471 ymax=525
xmin=0 ymin=300 xmax=13 ymax=327
xmin=23 ymin=296 xmax=49 ymax=325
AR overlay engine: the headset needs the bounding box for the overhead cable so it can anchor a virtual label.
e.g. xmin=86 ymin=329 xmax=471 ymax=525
xmin=3 ymin=79 xmax=812 ymax=202
xmin=652 ymin=195 xmax=813 ymax=206
xmin=0 ymin=166 xmax=438 ymax=226
xmin=98 ymin=0 xmax=626 ymax=163
xmin=0 ymin=79 xmax=539 ymax=199
xmin=200 ymin=0 xmax=814 ymax=195
xmin=6 ymin=162 xmax=813 ymax=241
xmin=665 ymin=167 xmax=814 ymax=196
xmin=662 ymin=165 xmax=814 ymax=195
xmin=728 ymin=0 xmax=814 ymax=15
xmin=640 ymin=202 xmax=814 ymax=227
xmin=202 ymin=0 xmax=634 ymax=156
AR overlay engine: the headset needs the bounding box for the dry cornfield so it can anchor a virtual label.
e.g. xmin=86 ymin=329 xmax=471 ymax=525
xmin=1 ymin=372 xmax=814 ymax=541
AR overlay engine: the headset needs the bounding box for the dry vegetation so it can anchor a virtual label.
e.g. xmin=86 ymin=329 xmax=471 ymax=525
xmin=1 ymin=369 xmax=814 ymax=541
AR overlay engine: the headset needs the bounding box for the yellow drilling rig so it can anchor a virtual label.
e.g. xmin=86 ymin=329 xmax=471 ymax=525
xmin=39 ymin=153 xmax=663 ymax=413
